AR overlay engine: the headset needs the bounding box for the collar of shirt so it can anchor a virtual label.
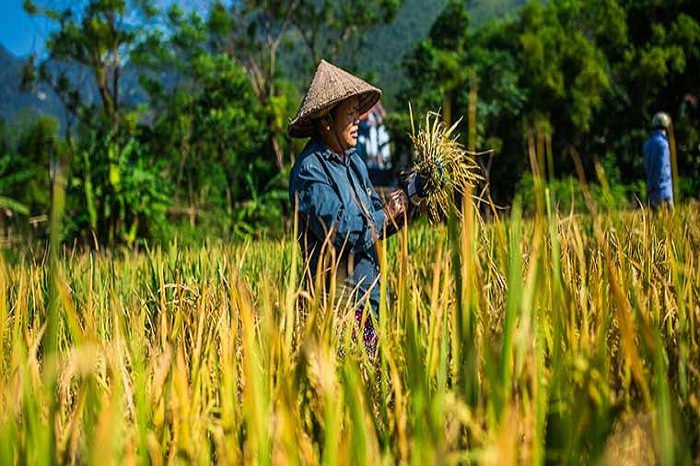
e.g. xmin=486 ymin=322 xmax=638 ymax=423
xmin=652 ymin=129 xmax=668 ymax=140
xmin=310 ymin=136 xmax=357 ymax=166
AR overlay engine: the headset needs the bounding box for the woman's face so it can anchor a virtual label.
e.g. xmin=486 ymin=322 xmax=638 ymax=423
xmin=329 ymin=96 xmax=361 ymax=152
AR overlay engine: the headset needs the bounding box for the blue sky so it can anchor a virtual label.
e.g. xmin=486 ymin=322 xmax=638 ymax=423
xmin=0 ymin=0 xmax=53 ymax=57
xmin=0 ymin=0 xmax=208 ymax=57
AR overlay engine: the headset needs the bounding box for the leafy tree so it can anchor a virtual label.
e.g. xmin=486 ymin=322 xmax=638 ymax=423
xmin=399 ymin=0 xmax=470 ymax=123
xmin=0 ymin=121 xmax=26 ymax=205
xmin=395 ymin=0 xmax=472 ymax=172
xmin=207 ymin=0 xmax=297 ymax=172
xmin=399 ymin=2 xmax=526 ymax=202
xmin=399 ymin=0 xmax=645 ymax=204
xmin=11 ymin=114 xmax=59 ymax=216
xmin=428 ymin=0 xmax=471 ymax=124
xmin=0 ymin=119 xmax=31 ymax=224
xmin=515 ymin=1 xmax=620 ymax=168
xmin=0 ymin=114 xmax=64 ymax=238
xmin=64 ymin=131 xmax=171 ymax=246
xmin=23 ymin=0 xmax=158 ymax=138
xmin=22 ymin=0 xmax=172 ymax=246
xmin=206 ymin=0 xmax=406 ymax=172
xmin=134 ymin=5 xmax=273 ymax=238
xmin=462 ymin=19 xmax=526 ymax=202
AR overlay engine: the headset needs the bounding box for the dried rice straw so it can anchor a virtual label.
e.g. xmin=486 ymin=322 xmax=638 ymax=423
xmin=408 ymin=106 xmax=487 ymax=222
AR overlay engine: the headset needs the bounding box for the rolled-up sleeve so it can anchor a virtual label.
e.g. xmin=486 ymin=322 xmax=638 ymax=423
xmin=294 ymin=163 xmax=384 ymax=254
xmin=369 ymin=189 xmax=395 ymax=239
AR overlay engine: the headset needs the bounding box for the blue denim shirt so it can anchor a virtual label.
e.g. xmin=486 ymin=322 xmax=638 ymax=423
xmin=643 ymin=130 xmax=673 ymax=204
xmin=289 ymin=137 xmax=393 ymax=317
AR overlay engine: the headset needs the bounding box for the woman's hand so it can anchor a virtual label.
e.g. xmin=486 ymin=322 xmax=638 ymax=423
xmin=404 ymin=161 xmax=444 ymax=205
xmin=383 ymin=189 xmax=408 ymax=231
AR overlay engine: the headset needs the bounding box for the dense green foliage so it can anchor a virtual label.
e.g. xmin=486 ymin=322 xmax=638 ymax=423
xmin=397 ymin=0 xmax=700 ymax=207
xmin=0 ymin=0 xmax=698 ymax=246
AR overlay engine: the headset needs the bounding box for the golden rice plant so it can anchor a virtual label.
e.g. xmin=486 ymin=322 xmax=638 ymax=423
xmin=2 ymin=200 xmax=700 ymax=464
xmin=408 ymin=106 xmax=486 ymax=222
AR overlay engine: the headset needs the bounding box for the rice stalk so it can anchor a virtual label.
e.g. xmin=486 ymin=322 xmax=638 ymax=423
xmin=3 ymin=199 xmax=700 ymax=464
xmin=408 ymin=105 xmax=485 ymax=223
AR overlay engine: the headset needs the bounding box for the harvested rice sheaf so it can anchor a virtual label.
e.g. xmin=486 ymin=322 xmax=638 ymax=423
xmin=408 ymin=108 xmax=486 ymax=222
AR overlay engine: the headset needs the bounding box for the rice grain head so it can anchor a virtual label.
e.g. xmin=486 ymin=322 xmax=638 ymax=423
xmin=409 ymin=107 xmax=486 ymax=222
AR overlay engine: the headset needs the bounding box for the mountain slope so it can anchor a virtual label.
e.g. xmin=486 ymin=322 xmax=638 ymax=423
xmin=0 ymin=44 xmax=63 ymax=125
xmin=357 ymin=0 xmax=448 ymax=106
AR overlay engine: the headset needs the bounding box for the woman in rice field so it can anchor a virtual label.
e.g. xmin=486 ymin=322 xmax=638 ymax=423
xmin=288 ymin=60 xmax=415 ymax=357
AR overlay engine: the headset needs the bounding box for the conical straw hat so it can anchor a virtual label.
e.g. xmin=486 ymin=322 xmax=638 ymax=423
xmin=288 ymin=59 xmax=382 ymax=138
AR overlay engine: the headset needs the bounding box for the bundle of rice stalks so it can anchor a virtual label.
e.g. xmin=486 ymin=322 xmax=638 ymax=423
xmin=407 ymin=107 xmax=486 ymax=222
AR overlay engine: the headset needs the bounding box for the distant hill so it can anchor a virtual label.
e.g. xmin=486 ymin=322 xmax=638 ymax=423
xmin=356 ymin=0 xmax=448 ymax=106
xmin=0 ymin=44 xmax=64 ymax=126
xmin=0 ymin=42 xmax=148 ymax=130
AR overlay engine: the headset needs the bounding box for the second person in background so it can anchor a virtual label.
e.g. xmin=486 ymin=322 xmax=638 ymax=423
xmin=643 ymin=112 xmax=674 ymax=211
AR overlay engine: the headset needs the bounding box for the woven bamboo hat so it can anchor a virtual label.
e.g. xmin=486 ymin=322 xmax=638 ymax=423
xmin=288 ymin=59 xmax=382 ymax=138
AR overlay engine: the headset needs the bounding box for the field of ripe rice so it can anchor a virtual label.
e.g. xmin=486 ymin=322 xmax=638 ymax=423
xmin=1 ymin=199 xmax=699 ymax=465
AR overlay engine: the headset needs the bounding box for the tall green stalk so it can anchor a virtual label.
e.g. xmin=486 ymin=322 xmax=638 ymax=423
xmin=45 ymin=145 xmax=67 ymax=465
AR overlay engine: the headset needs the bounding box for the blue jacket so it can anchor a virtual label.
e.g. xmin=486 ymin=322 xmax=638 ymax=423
xmin=289 ymin=137 xmax=394 ymax=317
xmin=643 ymin=130 xmax=673 ymax=204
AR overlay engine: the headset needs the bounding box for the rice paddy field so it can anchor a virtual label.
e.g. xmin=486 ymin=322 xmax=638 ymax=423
xmin=1 ymin=197 xmax=699 ymax=465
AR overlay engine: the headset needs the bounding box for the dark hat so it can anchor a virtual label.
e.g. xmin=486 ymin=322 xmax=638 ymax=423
xmin=288 ymin=60 xmax=382 ymax=138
